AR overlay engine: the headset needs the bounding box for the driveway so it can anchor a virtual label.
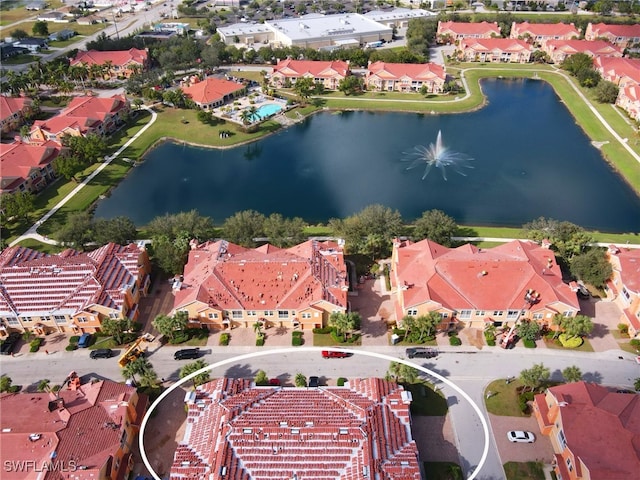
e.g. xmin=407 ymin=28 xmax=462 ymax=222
xmin=585 ymin=299 xmax=624 ymax=352
xmin=349 ymin=277 xmax=396 ymax=347
xmin=489 ymin=413 xmax=554 ymax=465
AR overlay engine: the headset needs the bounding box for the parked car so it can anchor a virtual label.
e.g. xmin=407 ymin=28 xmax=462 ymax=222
xmin=0 ymin=332 xmax=21 ymax=355
xmin=268 ymin=378 xmax=281 ymax=386
xmin=77 ymin=333 xmax=92 ymax=348
xmin=308 ymin=376 xmax=319 ymax=387
xmin=507 ymin=431 xmax=536 ymax=443
xmin=322 ymin=350 xmax=350 ymax=358
xmin=405 ymin=347 xmax=438 ymax=359
xmin=174 ymin=348 xmax=200 ymax=360
xmin=90 ymin=348 xmax=114 ymax=359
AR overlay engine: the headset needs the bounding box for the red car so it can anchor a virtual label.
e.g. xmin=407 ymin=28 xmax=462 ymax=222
xmin=322 ymin=350 xmax=349 ymax=359
xmin=268 ymin=378 xmax=281 ymax=386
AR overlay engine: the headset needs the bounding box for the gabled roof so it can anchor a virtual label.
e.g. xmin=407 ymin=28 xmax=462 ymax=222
xmin=0 ymin=141 xmax=59 ymax=191
xmin=545 ymin=382 xmax=640 ymax=480
xmin=173 ymin=239 xmax=348 ymax=313
xmin=0 ymin=242 xmax=144 ymax=317
xmin=0 ymin=379 xmax=143 ymax=480
xmin=512 ymin=21 xmax=579 ymax=38
xmin=182 ymin=78 xmax=245 ymax=105
xmin=611 ymin=248 xmax=640 ymax=293
xmin=394 ymin=239 xmax=579 ymax=311
xmin=272 ymin=59 xmax=350 ymax=78
xmin=595 ymin=56 xmax=640 ymax=84
xmin=621 ymin=84 xmax=640 ymax=102
xmin=588 ymin=22 xmax=640 ymax=39
xmin=0 ymin=96 xmax=32 ymax=120
xmin=438 ymin=21 xmax=500 ymax=36
xmin=71 ymin=48 xmax=148 ymax=67
xmin=367 ymin=61 xmax=446 ymax=81
xmin=171 ymin=378 xmax=420 ymax=480
xmin=546 ymin=39 xmax=623 ymax=57
xmin=460 ymin=37 xmax=532 ymax=53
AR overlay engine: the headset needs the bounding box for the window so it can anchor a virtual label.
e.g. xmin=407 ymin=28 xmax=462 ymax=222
xmin=247 ymin=311 xmax=257 ymax=316
xmin=77 ymin=316 xmax=88 ymax=323
xmin=208 ymin=313 xmax=218 ymax=319
xmin=621 ymin=287 xmax=630 ymax=302
xmin=301 ymin=313 xmax=311 ymax=319
xmin=22 ymin=316 xmax=32 ymax=322
xmin=109 ymin=313 xmax=119 ymax=319
xmin=507 ymin=310 xmax=519 ymax=319
xmin=439 ymin=312 xmax=448 ymax=319
xmin=565 ymin=457 xmax=573 ymax=472
xmin=264 ymin=311 xmax=274 ymax=317
xmin=563 ymin=311 xmax=573 ymax=318
xmin=459 ymin=310 xmax=472 ymax=319
xmin=557 ymin=429 xmax=567 ymax=450
xmin=493 ymin=311 xmax=504 ymax=317
xmin=475 ymin=310 xmax=485 ymax=317
xmin=278 ymin=310 xmax=288 ymax=319
xmin=54 ymin=315 xmax=66 ymax=324
xmin=232 ymin=311 xmax=243 ymax=319
xmin=407 ymin=309 xmax=417 ymax=316
xmin=533 ymin=313 xmax=543 ymax=320
xmin=120 ymin=430 xmax=128 ymax=448
xmin=6 ymin=317 xmax=19 ymax=326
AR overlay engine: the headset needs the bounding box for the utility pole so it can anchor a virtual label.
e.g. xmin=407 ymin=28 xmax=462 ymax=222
xmin=112 ymin=10 xmax=121 ymax=40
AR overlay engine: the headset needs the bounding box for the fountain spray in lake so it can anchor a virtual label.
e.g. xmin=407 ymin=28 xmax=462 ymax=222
xmin=402 ymin=130 xmax=473 ymax=180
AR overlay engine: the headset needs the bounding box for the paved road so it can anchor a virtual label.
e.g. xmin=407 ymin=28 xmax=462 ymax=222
xmin=2 ymin=343 xmax=637 ymax=479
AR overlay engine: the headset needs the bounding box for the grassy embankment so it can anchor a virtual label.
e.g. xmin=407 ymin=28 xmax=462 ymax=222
xmin=10 ymin=64 xmax=640 ymax=251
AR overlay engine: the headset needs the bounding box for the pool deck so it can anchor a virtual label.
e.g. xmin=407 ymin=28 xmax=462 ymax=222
xmin=211 ymin=87 xmax=289 ymax=126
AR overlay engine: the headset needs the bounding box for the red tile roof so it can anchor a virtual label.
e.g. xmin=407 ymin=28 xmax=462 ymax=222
xmin=587 ymin=22 xmax=640 ymax=39
xmin=459 ymin=37 xmax=532 ymax=53
xmin=393 ymin=239 xmax=579 ymax=312
xmin=595 ymin=56 xmax=640 ymax=84
xmin=171 ymin=378 xmax=420 ymax=480
xmin=31 ymin=95 xmax=128 ymax=139
xmin=438 ymin=21 xmax=500 ymax=36
xmin=0 ymin=96 xmax=32 ymax=120
xmin=0 ymin=141 xmax=59 ymax=191
xmin=272 ymin=59 xmax=350 ymax=78
xmin=71 ymin=48 xmax=148 ymax=68
xmin=545 ymin=39 xmax=623 ymax=57
xmin=0 ymin=243 xmax=145 ymax=318
xmin=367 ymin=61 xmax=446 ymax=81
xmin=173 ymin=240 xmax=348 ymax=313
xmin=182 ymin=78 xmax=245 ymax=105
xmin=543 ymin=382 xmax=640 ymax=480
xmin=511 ymin=21 xmax=579 ymax=39
xmin=612 ymin=247 xmax=640 ymax=293
xmin=0 ymin=378 xmax=143 ymax=480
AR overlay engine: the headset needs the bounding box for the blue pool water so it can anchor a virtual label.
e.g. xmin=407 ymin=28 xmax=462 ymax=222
xmin=250 ymin=103 xmax=282 ymax=121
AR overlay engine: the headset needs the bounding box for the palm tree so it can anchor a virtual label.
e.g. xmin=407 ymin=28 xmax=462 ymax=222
xmin=179 ymin=360 xmax=210 ymax=390
xmin=240 ymin=109 xmax=253 ymax=125
xmin=37 ymin=379 xmax=51 ymax=392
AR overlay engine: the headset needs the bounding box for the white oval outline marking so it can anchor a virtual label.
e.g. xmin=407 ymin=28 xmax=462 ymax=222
xmin=139 ymin=347 xmax=489 ymax=480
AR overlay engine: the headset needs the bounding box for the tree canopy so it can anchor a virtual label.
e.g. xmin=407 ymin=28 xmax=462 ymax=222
xmin=222 ymin=209 xmax=266 ymax=247
xmin=152 ymin=312 xmax=189 ymax=342
xmin=1 ymin=191 xmax=35 ymax=222
xmin=180 ymin=360 xmax=210 ymax=389
xmin=570 ymin=248 xmax=613 ymax=288
xmin=519 ymin=363 xmax=550 ymax=392
xmin=412 ymin=209 xmax=457 ymax=246
xmin=522 ymin=217 xmax=592 ymax=260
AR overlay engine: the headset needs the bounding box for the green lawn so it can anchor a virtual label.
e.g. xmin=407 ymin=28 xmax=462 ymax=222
xmin=504 ymin=461 xmax=546 ymax=480
xmin=49 ymin=35 xmax=85 ymax=48
xmin=2 ymin=54 xmax=40 ymax=64
xmin=542 ymin=336 xmax=594 ymax=352
xmin=484 ymin=379 xmax=531 ymax=417
xmin=312 ymin=332 xmax=361 ymax=346
xmin=405 ymin=381 xmax=448 ymax=415
xmin=0 ymin=20 xmax=106 ymax=37
xmin=423 ymin=462 xmax=463 ymax=480
xmin=15 ymin=238 xmax=62 ymax=254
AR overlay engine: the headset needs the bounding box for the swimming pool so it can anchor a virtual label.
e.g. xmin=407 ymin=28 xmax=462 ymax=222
xmin=249 ymin=103 xmax=283 ymax=121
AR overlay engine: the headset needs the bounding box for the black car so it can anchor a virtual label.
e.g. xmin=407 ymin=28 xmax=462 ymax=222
xmin=406 ymin=347 xmax=438 ymax=359
xmin=90 ymin=348 xmax=114 ymax=359
xmin=308 ymin=376 xmax=319 ymax=387
xmin=0 ymin=332 xmax=21 ymax=355
xmin=174 ymin=348 xmax=200 ymax=360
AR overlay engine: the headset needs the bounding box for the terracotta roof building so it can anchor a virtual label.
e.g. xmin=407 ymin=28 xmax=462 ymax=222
xmin=182 ymin=77 xmax=246 ymax=110
xmin=391 ymin=239 xmax=580 ymax=329
xmin=0 ymin=373 xmax=148 ymax=480
xmin=510 ymin=22 xmax=579 ymax=47
xmin=0 ymin=242 xmax=151 ymax=338
xmin=616 ymin=83 xmax=640 ymax=122
xmin=270 ymin=59 xmax=351 ymax=90
xmin=533 ymin=381 xmax=640 ymax=480
xmin=605 ymin=245 xmax=640 ymax=338
xmin=585 ymin=22 xmax=640 ymax=48
xmin=593 ymin=56 xmax=640 ymax=87
xmin=0 ymin=95 xmax=33 ymax=133
xmin=171 ymin=239 xmax=348 ymax=330
xmin=0 ymin=141 xmax=59 ymax=194
xmin=543 ymin=39 xmax=623 ymax=64
xmin=70 ymin=48 xmax=149 ymax=79
xmin=365 ymin=61 xmax=446 ymax=93
xmin=456 ymin=38 xmax=533 ymax=63
xmin=436 ymin=21 xmax=500 ymax=43
xmin=171 ymin=377 xmax=421 ymax=480
xmin=29 ymin=95 xmax=130 ymax=144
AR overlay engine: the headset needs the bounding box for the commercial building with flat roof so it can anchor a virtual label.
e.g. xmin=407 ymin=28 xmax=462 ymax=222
xmin=218 ymin=13 xmax=392 ymax=49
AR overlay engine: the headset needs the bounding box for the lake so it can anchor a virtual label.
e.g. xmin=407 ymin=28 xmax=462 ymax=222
xmin=94 ymin=78 xmax=640 ymax=233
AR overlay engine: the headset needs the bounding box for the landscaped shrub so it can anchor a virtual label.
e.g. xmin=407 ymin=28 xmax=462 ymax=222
xmin=69 ymin=336 xmax=80 ymax=344
xmin=330 ymin=330 xmax=360 ymax=344
xmin=256 ymin=336 xmax=265 ymax=347
xmin=313 ymin=326 xmax=333 ymax=334
xmin=523 ymin=339 xmax=536 ymax=348
xmin=170 ymin=330 xmax=189 ymax=344
xmin=617 ymin=323 xmax=629 ymax=335
xmin=292 ymin=331 xmax=304 ymax=346
xmin=219 ymin=333 xmax=230 ymax=346
xmin=630 ymin=339 xmax=640 ymax=351
xmin=337 ymin=377 xmax=347 ymax=386
xmin=485 ymin=333 xmax=496 ymax=346
xmin=558 ymin=334 xmax=583 ymax=348
xmin=29 ymin=338 xmax=43 ymax=352
xmin=449 ymin=335 xmax=462 ymax=346
xmin=392 ymin=328 xmax=406 ymax=337
xmin=65 ymin=345 xmax=77 ymax=351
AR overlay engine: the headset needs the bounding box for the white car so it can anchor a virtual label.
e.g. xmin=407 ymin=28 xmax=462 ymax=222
xmin=507 ymin=431 xmax=536 ymax=443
